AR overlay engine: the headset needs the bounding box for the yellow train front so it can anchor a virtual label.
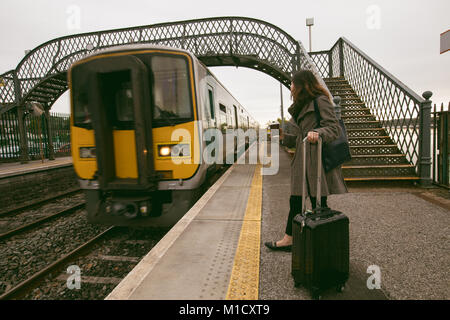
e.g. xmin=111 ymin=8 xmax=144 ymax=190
xmin=69 ymin=44 xmax=257 ymax=227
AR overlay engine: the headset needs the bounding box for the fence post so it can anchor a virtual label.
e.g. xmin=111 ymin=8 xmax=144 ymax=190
xmin=328 ymin=51 xmax=333 ymax=78
xmin=339 ymin=38 xmax=345 ymax=78
xmin=17 ymin=105 xmax=29 ymax=163
xmin=44 ymin=107 xmax=55 ymax=160
xmin=419 ymin=91 xmax=433 ymax=187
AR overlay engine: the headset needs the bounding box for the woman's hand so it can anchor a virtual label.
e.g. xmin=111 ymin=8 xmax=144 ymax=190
xmin=307 ymin=131 xmax=320 ymax=143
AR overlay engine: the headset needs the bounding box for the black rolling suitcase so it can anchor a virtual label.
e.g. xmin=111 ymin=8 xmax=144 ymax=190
xmin=291 ymin=137 xmax=349 ymax=299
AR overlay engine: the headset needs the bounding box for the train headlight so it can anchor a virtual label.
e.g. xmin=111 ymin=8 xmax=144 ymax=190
xmin=158 ymin=143 xmax=190 ymax=157
xmin=79 ymin=147 xmax=96 ymax=158
xmin=158 ymin=146 xmax=171 ymax=157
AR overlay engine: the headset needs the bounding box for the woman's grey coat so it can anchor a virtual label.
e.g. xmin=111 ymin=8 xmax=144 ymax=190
xmin=288 ymin=95 xmax=348 ymax=197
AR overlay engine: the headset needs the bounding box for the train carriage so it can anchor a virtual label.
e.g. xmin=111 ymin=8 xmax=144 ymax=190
xmin=69 ymin=44 xmax=258 ymax=227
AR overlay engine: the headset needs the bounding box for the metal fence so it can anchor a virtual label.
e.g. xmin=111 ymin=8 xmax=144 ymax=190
xmin=433 ymin=104 xmax=449 ymax=188
xmin=310 ymin=37 xmax=433 ymax=185
xmin=0 ymin=111 xmax=70 ymax=161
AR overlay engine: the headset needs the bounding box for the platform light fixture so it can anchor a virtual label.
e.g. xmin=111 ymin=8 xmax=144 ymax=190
xmin=306 ymin=17 xmax=314 ymax=52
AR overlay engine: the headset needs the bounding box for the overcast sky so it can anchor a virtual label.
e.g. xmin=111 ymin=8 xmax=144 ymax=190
xmin=1 ymin=0 xmax=449 ymax=126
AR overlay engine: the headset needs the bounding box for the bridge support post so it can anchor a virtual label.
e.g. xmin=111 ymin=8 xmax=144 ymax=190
xmin=333 ymin=96 xmax=342 ymax=119
xmin=339 ymin=38 xmax=345 ymax=78
xmin=419 ymin=91 xmax=433 ymax=187
xmin=16 ymin=105 xmax=29 ymax=163
xmin=328 ymin=52 xmax=333 ymax=78
xmin=44 ymin=106 xmax=55 ymax=160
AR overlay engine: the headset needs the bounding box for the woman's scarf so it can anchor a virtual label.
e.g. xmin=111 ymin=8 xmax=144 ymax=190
xmin=288 ymin=98 xmax=313 ymax=124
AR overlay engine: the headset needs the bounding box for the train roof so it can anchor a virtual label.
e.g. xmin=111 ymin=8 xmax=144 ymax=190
xmin=81 ymin=43 xmax=197 ymax=60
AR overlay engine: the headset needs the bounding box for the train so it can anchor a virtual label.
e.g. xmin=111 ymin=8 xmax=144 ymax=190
xmin=68 ymin=44 xmax=259 ymax=227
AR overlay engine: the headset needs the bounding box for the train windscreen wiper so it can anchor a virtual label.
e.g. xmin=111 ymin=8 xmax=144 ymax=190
xmin=154 ymin=105 xmax=176 ymax=126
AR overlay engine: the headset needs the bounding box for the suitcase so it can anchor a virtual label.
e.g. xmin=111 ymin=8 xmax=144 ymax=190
xmin=291 ymin=136 xmax=349 ymax=300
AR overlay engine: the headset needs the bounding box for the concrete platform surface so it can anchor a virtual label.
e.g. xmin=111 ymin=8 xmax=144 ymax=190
xmin=107 ymin=158 xmax=258 ymax=300
xmin=0 ymin=157 xmax=72 ymax=178
xmin=106 ymin=144 xmax=449 ymax=300
xmin=260 ymin=146 xmax=449 ymax=300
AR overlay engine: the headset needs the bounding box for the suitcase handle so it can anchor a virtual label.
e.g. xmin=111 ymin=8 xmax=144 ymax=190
xmin=302 ymin=136 xmax=322 ymax=216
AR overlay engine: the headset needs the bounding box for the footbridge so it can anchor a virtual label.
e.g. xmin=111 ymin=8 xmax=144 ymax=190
xmin=0 ymin=17 xmax=432 ymax=185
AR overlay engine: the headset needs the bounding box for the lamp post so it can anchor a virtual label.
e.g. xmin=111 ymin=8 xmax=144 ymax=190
xmin=280 ymin=83 xmax=285 ymax=133
xmin=306 ymin=18 xmax=314 ymax=52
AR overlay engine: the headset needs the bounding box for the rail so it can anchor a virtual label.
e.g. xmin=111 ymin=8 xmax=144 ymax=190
xmin=433 ymin=106 xmax=449 ymax=188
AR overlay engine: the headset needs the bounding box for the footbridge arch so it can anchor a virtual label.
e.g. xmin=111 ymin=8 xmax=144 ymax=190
xmin=0 ymin=16 xmax=322 ymax=114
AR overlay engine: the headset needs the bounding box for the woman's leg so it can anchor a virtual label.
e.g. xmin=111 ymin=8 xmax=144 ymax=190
xmin=284 ymin=195 xmax=302 ymax=236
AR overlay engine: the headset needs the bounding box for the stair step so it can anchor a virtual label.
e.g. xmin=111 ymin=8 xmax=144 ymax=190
xmin=342 ymin=164 xmax=416 ymax=177
xmin=347 ymin=128 xmax=387 ymax=138
xmin=324 ymin=78 xmax=347 ymax=83
xmin=341 ymin=108 xmax=371 ymax=116
xmin=339 ymin=105 xmax=369 ymax=111
xmin=344 ymin=121 xmax=381 ymax=129
xmin=349 ymin=145 xmax=400 ymax=155
xmin=347 ymin=154 xmax=409 ymax=166
xmin=330 ymin=88 xmax=356 ymax=94
xmin=342 ymin=115 xmax=376 ymax=121
xmin=344 ymin=176 xmax=419 ymax=181
xmin=334 ymin=94 xmax=360 ymax=98
xmin=348 ymin=136 xmax=392 ymax=146
xmin=327 ymin=83 xmax=353 ymax=88
xmin=343 ymin=164 xmax=414 ymax=169
xmin=341 ymin=102 xmax=365 ymax=107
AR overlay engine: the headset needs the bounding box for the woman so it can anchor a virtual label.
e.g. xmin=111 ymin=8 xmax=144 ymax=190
xmin=265 ymin=70 xmax=348 ymax=252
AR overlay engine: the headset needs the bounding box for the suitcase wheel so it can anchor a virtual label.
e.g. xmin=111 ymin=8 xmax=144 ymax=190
xmin=336 ymin=284 xmax=345 ymax=293
xmin=311 ymin=288 xmax=322 ymax=300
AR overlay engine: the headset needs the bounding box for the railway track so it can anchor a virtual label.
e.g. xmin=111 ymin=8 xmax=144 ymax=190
xmin=1 ymin=226 xmax=168 ymax=300
xmin=0 ymin=227 xmax=115 ymax=300
xmin=0 ymin=203 xmax=85 ymax=241
xmin=0 ymin=188 xmax=81 ymax=218
xmin=0 ymin=165 xmax=231 ymax=300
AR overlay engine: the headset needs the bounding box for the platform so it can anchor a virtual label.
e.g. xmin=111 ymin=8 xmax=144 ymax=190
xmin=107 ymin=143 xmax=449 ymax=300
xmin=0 ymin=157 xmax=72 ymax=179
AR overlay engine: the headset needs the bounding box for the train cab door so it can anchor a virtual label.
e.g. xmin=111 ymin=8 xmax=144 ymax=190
xmin=78 ymin=55 xmax=156 ymax=192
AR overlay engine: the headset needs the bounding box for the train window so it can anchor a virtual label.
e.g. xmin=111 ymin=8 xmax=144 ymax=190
xmin=151 ymin=56 xmax=192 ymax=121
xmin=73 ymin=90 xmax=92 ymax=128
xmin=219 ymin=103 xmax=227 ymax=127
xmin=208 ymin=89 xmax=215 ymax=120
xmin=115 ymin=81 xmax=134 ymax=122
xmin=98 ymin=70 xmax=134 ymax=129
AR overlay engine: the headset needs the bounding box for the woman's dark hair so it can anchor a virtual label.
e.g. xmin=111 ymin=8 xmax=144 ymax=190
xmin=291 ymin=70 xmax=331 ymax=106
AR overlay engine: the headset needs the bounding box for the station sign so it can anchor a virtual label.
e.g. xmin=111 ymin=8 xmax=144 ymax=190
xmin=441 ymin=30 xmax=449 ymax=54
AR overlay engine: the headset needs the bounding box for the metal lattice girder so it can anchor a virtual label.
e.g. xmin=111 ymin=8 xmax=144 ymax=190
xmin=0 ymin=16 xmax=328 ymax=115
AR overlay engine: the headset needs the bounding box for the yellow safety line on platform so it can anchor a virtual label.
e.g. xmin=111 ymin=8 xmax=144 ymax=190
xmin=226 ymin=164 xmax=262 ymax=300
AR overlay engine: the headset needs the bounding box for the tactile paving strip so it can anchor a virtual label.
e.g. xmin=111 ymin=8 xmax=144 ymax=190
xmin=226 ymin=164 xmax=262 ymax=300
